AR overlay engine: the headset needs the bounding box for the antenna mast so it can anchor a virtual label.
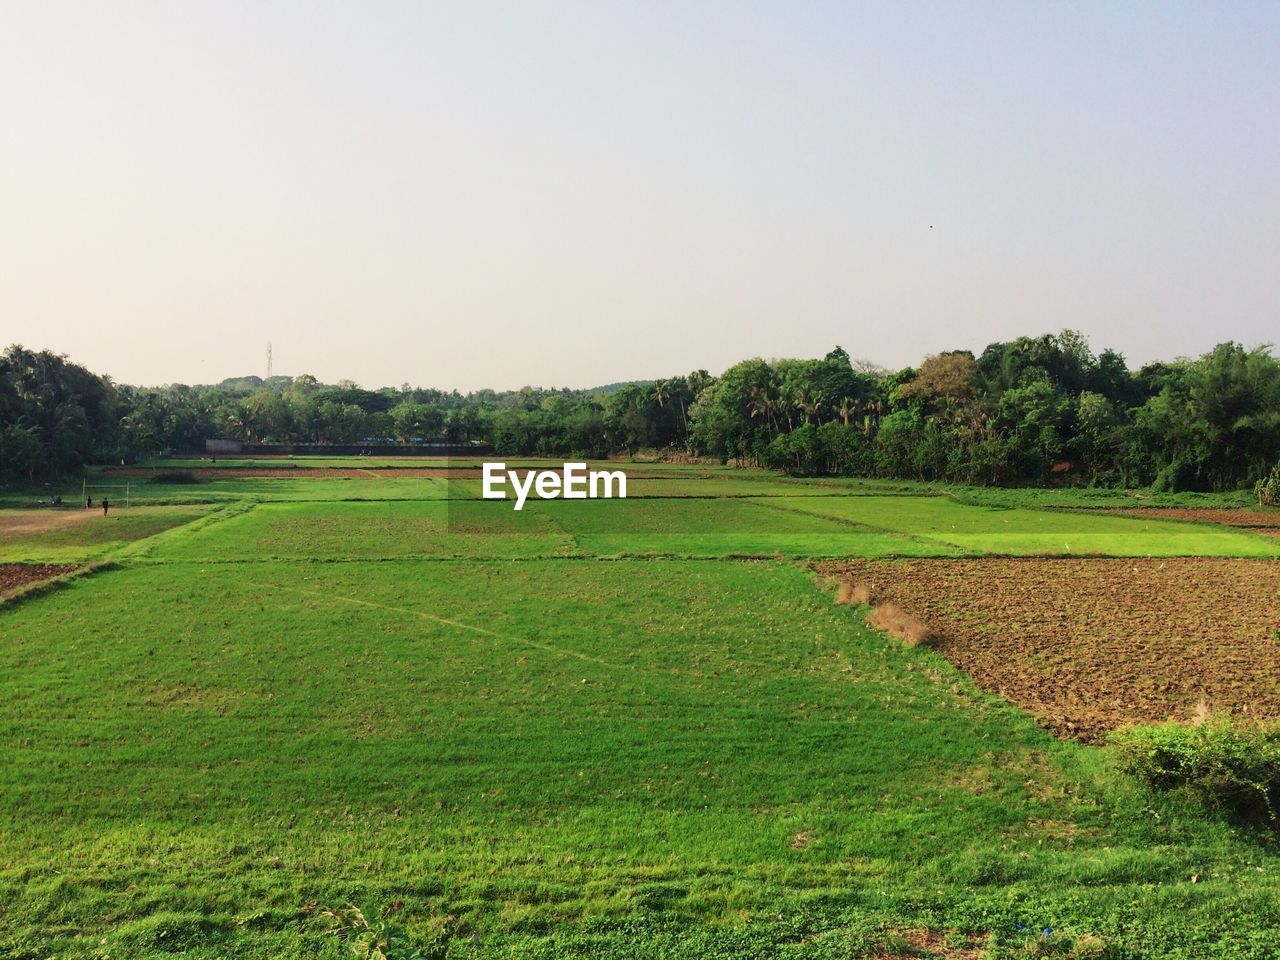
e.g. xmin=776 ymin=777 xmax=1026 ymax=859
xmin=267 ymin=341 xmax=273 ymax=379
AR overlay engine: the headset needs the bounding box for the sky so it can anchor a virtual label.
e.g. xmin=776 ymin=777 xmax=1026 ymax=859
xmin=1 ymin=1 xmax=1277 ymax=391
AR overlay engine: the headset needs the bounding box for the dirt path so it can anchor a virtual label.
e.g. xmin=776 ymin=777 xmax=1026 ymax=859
xmin=101 ymin=467 xmax=443 ymax=479
xmin=818 ymin=557 xmax=1280 ymax=742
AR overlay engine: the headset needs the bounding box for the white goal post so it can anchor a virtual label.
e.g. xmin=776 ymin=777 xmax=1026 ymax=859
xmin=81 ymin=479 xmax=131 ymax=508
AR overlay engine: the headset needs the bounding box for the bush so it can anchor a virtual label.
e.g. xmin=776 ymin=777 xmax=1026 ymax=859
xmin=1111 ymin=715 xmax=1280 ymax=825
xmin=1257 ymin=462 xmax=1280 ymax=507
xmin=1150 ymin=455 xmax=1208 ymax=493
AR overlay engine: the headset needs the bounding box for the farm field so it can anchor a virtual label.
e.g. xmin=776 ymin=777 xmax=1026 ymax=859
xmin=2 ymin=460 xmax=1279 ymax=958
xmin=0 ymin=561 xmax=79 ymax=598
xmin=0 ymin=505 xmax=213 ymax=563
xmin=819 ymin=557 xmax=1280 ymax=742
xmin=776 ymin=496 xmax=1280 ymax=557
xmin=1103 ymin=507 xmax=1280 ymax=528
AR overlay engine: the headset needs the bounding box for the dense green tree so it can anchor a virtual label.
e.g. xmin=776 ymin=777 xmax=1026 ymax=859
xmin=5 ymin=336 xmax=1279 ymax=492
xmin=0 ymin=345 xmax=118 ymax=478
xmin=389 ymin=402 xmax=443 ymax=443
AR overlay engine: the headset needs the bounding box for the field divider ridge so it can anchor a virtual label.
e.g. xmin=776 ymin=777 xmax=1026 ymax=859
xmin=109 ymin=501 xmax=261 ymax=563
xmin=747 ymin=498 xmax=970 ymax=554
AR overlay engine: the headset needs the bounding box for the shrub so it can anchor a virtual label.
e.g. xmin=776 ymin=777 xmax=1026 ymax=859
xmin=1257 ymin=462 xmax=1280 ymax=507
xmin=1111 ymin=714 xmax=1280 ymax=825
xmin=1151 ymin=455 xmax=1208 ymax=493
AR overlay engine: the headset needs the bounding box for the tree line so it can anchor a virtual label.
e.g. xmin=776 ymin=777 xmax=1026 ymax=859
xmin=3 ymin=332 xmax=1279 ymax=493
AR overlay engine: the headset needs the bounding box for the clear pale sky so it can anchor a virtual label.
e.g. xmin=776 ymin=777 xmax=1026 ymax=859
xmin=1 ymin=2 xmax=1276 ymax=391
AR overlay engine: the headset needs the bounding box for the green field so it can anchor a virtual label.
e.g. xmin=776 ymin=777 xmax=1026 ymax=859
xmin=2 ymin=462 xmax=1278 ymax=958
xmin=0 ymin=505 xmax=213 ymax=563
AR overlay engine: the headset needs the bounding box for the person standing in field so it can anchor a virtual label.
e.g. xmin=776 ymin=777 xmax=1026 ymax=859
xmin=102 ymin=498 xmax=109 ymax=516
xmin=86 ymin=495 xmax=92 ymax=509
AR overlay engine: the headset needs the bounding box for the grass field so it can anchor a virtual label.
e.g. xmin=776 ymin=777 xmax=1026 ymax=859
xmin=0 ymin=505 xmax=212 ymax=563
xmin=2 ymin=461 xmax=1278 ymax=958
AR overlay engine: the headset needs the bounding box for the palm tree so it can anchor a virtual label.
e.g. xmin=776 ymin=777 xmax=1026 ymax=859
xmin=810 ymin=389 xmax=826 ymax=425
xmin=749 ymin=383 xmax=782 ymax=434
xmin=651 ymin=380 xmax=670 ymax=408
xmin=792 ymin=388 xmax=826 ymax=426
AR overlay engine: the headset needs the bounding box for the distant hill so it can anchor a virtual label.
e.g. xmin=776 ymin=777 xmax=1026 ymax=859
xmin=586 ymin=379 xmax=653 ymax=395
xmin=187 ymin=374 xmax=653 ymax=396
xmin=197 ymin=375 xmax=295 ymax=393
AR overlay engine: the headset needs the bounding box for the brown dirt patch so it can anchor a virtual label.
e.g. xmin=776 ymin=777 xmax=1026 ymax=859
xmin=874 ymin=928 xmax=988 ymax=959
xmin=0 ymin=562 xmax=79 ymax=597
xmin=101 ymin=467 xmax=453 ymax=479
xmin=818 ymin=557 xmax=1280 ymax=742
xmin=1103 ymin=507 xmax=1280 ymax=528
xmin=0 ymin=509 xmax=95 ymax=537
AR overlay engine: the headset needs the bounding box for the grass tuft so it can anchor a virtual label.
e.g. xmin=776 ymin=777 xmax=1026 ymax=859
xmin=835 ymin=580 xmax=875 ymax=605
xmin=867 ymin=601 xmax=934 ymax=647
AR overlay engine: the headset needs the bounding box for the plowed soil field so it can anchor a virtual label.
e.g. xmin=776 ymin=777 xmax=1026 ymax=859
xmin=102 ymin=467 xmax=452 ymax=479
xmin=1104 ymin=507 xmax=1280 ymax=528
xmin=100 ymin=467 xmax=668 ymax=480
xmin=0 ymin=563 xmax=79 ymax=597
xmin=818 ymin=557 xmax=1280 ymax=742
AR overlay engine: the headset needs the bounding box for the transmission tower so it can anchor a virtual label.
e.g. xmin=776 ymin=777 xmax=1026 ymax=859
xmin=267 ymin=341 xmax=273 ymax=379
